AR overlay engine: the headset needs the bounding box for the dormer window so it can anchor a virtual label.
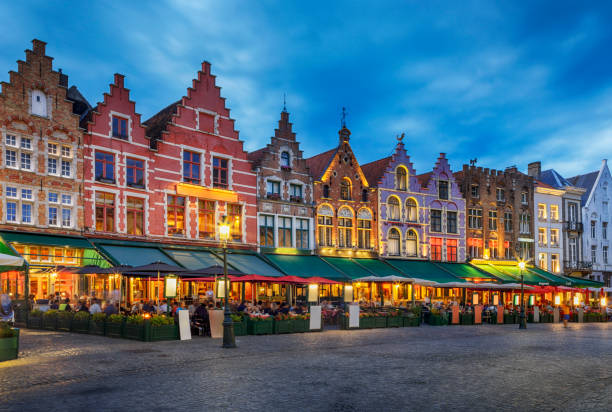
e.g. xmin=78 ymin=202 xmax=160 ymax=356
xmin=280 ymin=151 xmax=291 ymax=170
xmin=396 ymin=167 xmax=407 ymax=190
xmin=31 ymin=90 xmax=47 ymax=117
xmin=340 ymin=178 xmax=352 ymax=200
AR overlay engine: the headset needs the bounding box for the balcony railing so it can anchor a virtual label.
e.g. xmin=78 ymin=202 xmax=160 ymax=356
xmin=266 ymin=193 xmax=281 ymax=201
xmin=289 ymin=195 xmax=302 ymax=203
xmin=565 ymin=221 xmax=583 ymax=232
xmin=563 ymin=260 xmax=592 ymax=271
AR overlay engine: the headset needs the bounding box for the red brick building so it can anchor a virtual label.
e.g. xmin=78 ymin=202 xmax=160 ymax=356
xmin=306 ymin=125 xmax=377 ymax=257
xmin=248 ymin=109 xmax=314 ymax=251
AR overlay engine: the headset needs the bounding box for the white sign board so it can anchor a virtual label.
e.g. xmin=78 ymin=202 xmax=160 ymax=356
xmin=178 ymin=309 xmax=192 ymax=341
xmin=208 ymin=309 xmax=224 ymax=338
xmin=310 ymin=305 xmax=322 ymax=330
xmin=533 ymin=306 xmax=539 ymax=323
xmin=553 ymin=307 xmax=560 ymax=323
xmin=348 ymin=303 xmax=360 ymax=328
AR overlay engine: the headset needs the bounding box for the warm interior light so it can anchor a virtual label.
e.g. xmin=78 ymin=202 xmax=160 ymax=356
xmin=219 ymin=222 xmax=230 ymax=241
xmin=493 ymin=294 xmax=499 ymax=306
xmin=308 ymin=284 xmax=318 ymax=302
xmin=344 ymin=285 xmax=354 ymax=302
xmin=573 ymin=295 xmax=580 ymax=305
xmin=554 ymin=295 xmax=561 ymax=305
xmin=601 ymin=297 xmax=607 ymax=306
xmin=472 ymin=293 xmax=479 ymax=305
xmin=143 ymin=312 xmax=151 ymax=319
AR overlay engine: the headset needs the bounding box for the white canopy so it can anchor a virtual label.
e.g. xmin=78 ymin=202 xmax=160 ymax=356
xmin=0 ymin=252 xmax=24 ymax=267
xmin=353 ymin=275 xmax=380 ymax=282
xmin=353 ymin=275 xmax=413 ymax=283
xmin=411 ymin=278 xmax=438 ymax=287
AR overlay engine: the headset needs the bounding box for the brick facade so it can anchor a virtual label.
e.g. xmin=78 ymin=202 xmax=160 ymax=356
xmin=248 ymin=110 xmax=314 ymax=251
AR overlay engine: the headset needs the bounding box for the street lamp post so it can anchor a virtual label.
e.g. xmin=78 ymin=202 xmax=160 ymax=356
xmin=219 ymin=219 xmax=236 ymax=349
xmin=518 ymin=260 xmax=527 ymax=330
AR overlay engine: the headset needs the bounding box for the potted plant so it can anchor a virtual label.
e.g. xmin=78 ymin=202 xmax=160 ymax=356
xmin=42 ymin=309 xmax=58 ymax=330
xmin=386 ymin=310 xmax=402 ymax=328
xmin=105 ymin=314 xmax=124 ymax=338
xmin=247 ymin=314 xmax=273 ymax=335
xmin=402 ymin=307 xmax=421 ymax=327
xmin=149 ymin=315 xmax=178 ymax=341
xmin=56 ymin=311 xmax=74 ymax=332
xmin=427 ymin=308 xmax=447 ymax=326
xmin=460 ymin=311 xmax=474 ymax=325
xmin=89 ymin=313 xmax=106 ymax=335
xmin=273 ymin=313 xmax=292 ymax=334
xmin=0 ymin=322 xmax=19 ymax=362
xmin=358 ymin=312 xmax=373 ymax=329
xmin=292 ymin=313 xmax=310 ymax=332
xmin=27 ymin=309 xmax=43 ymax=329
xmin=72 ymin=311 xmax=90 ymax=333
xmin=123 ymin=314 xmax=146 ymax=341
xmin=232 ymin=313 xmax=247 ymax=336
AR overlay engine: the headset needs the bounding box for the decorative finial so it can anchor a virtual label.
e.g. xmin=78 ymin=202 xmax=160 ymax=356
xmin=470 ymin=158 xmax=478 ymax=167
xmin=396 ymin=132 xmax=405 ymax=142
xmin=282 ymin=93 xmax=287 ymax=112
xmin=341 ymin=107 xmax=347 ymax=128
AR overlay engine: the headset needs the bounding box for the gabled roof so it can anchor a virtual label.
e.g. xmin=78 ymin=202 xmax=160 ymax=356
xmin=247 ymin=147 xmax=267 ymax=167
xmin=568 ymin=170 xmax=599 ymax=206
xmin=305 ymin=148 xmax=338 ymax=181
xmin=535 ymin=180 xmax=555 ymax=189
xmin=66 ymin=85 xmax=92 ymax=123
xmin=416 ymin=172 xmax=433 ymax=188
xmin=539 ymin=169 xmax=572 ymax=188
xmin=360 ymin=156 xmax=391 ymax=187
xmin=143 ymin=100 xmax=180 ymax=140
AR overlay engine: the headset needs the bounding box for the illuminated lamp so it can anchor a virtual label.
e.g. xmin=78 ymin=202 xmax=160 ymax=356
xmin=472 ymin=293 xmax=479 ymax=305
xmin=344 ymin=285 xmax=354 ymax=302
xmin=308 ymin=284 xmax=319 ymax=303
xmin=493 ymin=294 xmax=499 ymax=306
xmin=554 ymin=295 xmax=561 ymax=306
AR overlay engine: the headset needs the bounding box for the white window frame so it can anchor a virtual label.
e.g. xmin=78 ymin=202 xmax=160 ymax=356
xmin=3 ymin=184 xmax=36 ymax=225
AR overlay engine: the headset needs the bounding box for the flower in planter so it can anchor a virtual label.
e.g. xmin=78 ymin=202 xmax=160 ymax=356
xmin=74 ymin=311 xmax=90 ymax=321
xmin=151 ymin=315 xmax=174 ymax=326
xmin=91 ymin=313 xmax=106 ymax=322
xmin=126 ymin=314 xmax=145 ymax=324
xmin=108 ymin=314 xmax=124 ymax=324
xmin=43 ymin=309 xmax=58 ymax=318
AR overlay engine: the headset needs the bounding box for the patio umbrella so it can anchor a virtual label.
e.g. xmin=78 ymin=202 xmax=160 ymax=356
xmin=304 ymin=276 xmax=342 ymax=285
xmin=0 ymin=252 xmax=24 ymax=267
xmin=186 ymin=265 xmax=243 ymax=276
xmin=353 ymin=275 xmax=380 ymax=282
xmin=376 ymin=275 xmax=413 ymax=282
xmin=411 ymin=278 xmax=438 ymax=287
xmin=275 ymin=275 xmax=310 ymax=284
xmin=122 ymin=261 xmax=188 ymax=307
xmin=233 ymin=274 xmax=275 ymax=282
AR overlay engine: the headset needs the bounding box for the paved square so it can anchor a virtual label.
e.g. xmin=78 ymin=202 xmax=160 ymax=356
xmin=1 ymin=324 xmax=611 ymax=411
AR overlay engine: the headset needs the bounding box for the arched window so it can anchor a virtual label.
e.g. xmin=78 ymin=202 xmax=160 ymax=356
xmin=323 ymin=184 xmax=330 ymax=198
xmin=340 ymin=178 xmax=352 ymax=200
xmin=406 ymin=230 xmax=418 ymax=257
xmin=31 ymin=90 xmax=47 ymax=117
xmin=280 ymin=151 xmax=290 ymax=168
xmin=396 ymin=167 xmax=407 ymax=190
xmin=338 ymin=207 xmax=354 ymax=248
xmin=388 ymin=228 xmax=401 ymax=256
xmin=387 ymin=196 xmax=400 ymax=221
xmin=317 ymin=205 xmax=334 ymax=247
xmin=406 ymin=198 xmax=418 ymax=222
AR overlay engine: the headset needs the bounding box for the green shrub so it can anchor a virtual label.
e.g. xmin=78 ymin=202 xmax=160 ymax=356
xmin=30 ymin=309 xmax=43 ymax=317
xmin=74 ymin=311 xmax=90 ymax=320
xmin=231 ymin=313 xmax=244 ymax=322
xmin=57 ymin=311 xmax=74 ymax=319
xmin=108 ymin=314 xmax=124 ymax=324
xmin=126 ymin=315 xmax=144 ymax=324
xmin=43 ymin=309 xmax=58 ymax=318
xmin=91 ymin=313 xmax=106 ymax=322
xmin=0 ymin=321 xmax=16 ymax=338
xmin=151 ymin=315 xmax=174 ymax=326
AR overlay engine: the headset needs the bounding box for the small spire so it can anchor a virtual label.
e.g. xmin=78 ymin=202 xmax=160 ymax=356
xmin=282 ymin=93 xmax=287 ymax=112
xmin=341 ymin=107 xmax=347 ymax=128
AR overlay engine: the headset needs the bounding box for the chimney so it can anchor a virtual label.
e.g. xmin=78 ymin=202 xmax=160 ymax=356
xmin=114 ymin=73 xmax=125 ymax=88
xmin=32 ymin=39 xmax=47 ymax=56
xmin=527 ymin=161 xmax=541 ymax=178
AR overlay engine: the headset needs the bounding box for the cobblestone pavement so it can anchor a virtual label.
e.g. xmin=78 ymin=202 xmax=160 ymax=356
xmin=1 ymin=323 xmax=611 ymax=411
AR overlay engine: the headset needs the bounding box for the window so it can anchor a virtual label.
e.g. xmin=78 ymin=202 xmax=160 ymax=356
xmin=280 ymin=151 xmax=290 ymax=168
xmin=182 ymin=150 xmax=201 ymax=184
xmin=447 ymin=211 xmax=457 ymax=234
xmin=47 ymin=143 xmax=71 ymax=177
xmin=95 ymin=192 xmax=115 ymax=232
xmin=488 ymin=210 xmax=498 ymax=230
xmin=538 ymin=253 xmax=547 ymax=270
xmin=338 ymin=217 xmax=353 ymax=248
xmin=5 ymin=150 xmax=16 ymax=168
xmin=357 ymin=218 xmax=371 ymax=249
xmin=20 ymin=152 xmax=31 ymax=170
xmin=468 ymin=209 xmax=482 ymax=229
xmin=568 ymin=203 xmax=578 ymax=222
xmin=550 ymin=205 xmax=559 ymax=221
xmin=471 ymin=184 xmax=479 ymax=198
xmin=267 ymin=181 xmax=281 ymax=198
xmin=569 ymin=238 xmax=577 ymax=263
xmin=5 ymin=135 xmax=17 ymax=147
xmin=468 ymin=238 xmax=483 ymax=258
xmin=198 ymin=200 xmax=215 ymax=239
xmin=5 ymin=186 xmax=34 ymax=224
xmin=318 ymin=215 xmax=333 ymax=246
xmin=489 ymin=239 xmax=498 ymax=258
xmin=406 ymin=230 xmax=418 ymax=257
xmin=431 ymin=210 xmax=442 ymax=232
xmin=538 ymin=228 xmax=547 ymax=246
xmin=61 ymin=146 xmax=71 ymax=158
xmin=296 ymin=219 xmax=309 ymax=249
xmin=438 ymin=181 xmax=449 ymax=200
xmin=603 ymin=222 xmax=608 ymax=240
xmin=550 ymin=229 xmax=559 ymax=246
xmin=61 ymin=208 xmax=71 ymax=227
xmin=520 ymin=213 xmax=531 ymax=234
xmin=388 ymin=229 xmax=400 ymax=256
xmin=340 ymin=178 xmax=352 ymax=200
xmin=387 ymin=197 xmax=400 ymax=221
xmin=504 ymin=241 xmax=512 ymax=259
xmin=447 ymin=239 xmax=457 ymax=262
xmin=112 ymin=116 xmax=128 ymax=139
xmin=213 ymin=157 xmax=229 ymax=189
xmin=496 ymin=188 xmax=505 ymax=202
xmin=95 ymin=151 xmax=115 ymax=183
xmin=551 ymin=254 xmax=560 ymax=272
xmin=4 ymin=135 xmax=34 ymax=171
xmin=362 ymin=189 xmax=368 ymax=202
xmin=504 ymin=212 xmax=513 ymax=232
xmin=31 ymin=90 xmax=47 ymax=116
xmin=322 ymin=185 xmax=330 ymax=198
xmin=126 ymin=197 xmax=144 ymax=235
xmin=126 ymin=158 xmax=145 ymax=188
xmin=591 ymin=245 xmax=597 ymax=264
xmin=278 ymin=217 xmax=292 ymax=247
xmin=538 ymin=204 xmax=547 ymax=219
xmin=48 ymin=192 xmax=72 ymax=228
xmin=406 ymin=199 xmax=418 ymax=222
xmin=47 ymin=157 xmax=57 ymax=175
xmin=227 ymin=204 xmax=242 ymax=241
xmin=48 ymin=193 xmax=58 ymax=226
xmin=431 ymin=238 xmax=442 ymax=261
xmin=591 ymin=221 xmax=596 ymax=238
xmin=521 ymin=192 xmax=528 ymax=205
xmin=604 ymin=247 xmax=609 ymax=264
xmin=21 ymin=137 xmax=31 ymax=149
xmin=290 ymin=184 xmax=302 ymax=202
xmin=61 ymin=160 xmax=71 ymax=177
xmin=396 ymin=167 xmax=407 ymax=190
xmin=167 ymin=195 xmax=185 ymax=236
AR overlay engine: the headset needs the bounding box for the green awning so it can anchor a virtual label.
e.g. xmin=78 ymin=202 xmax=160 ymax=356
xmin=0 ymin=231 xmax=93 ymax=249
xmin=528 ymin=267 xmax=573 ymax=286
xmin=95 ymin=244 xmax=178 ymax=267
xmin=264 ymin=254 xmax=349 ymax=281
xmin=470 ymin=263 xmax=517 ymax=282
xmin=351 ymin=258 xmax=406 ymax=277
xmin=471 ymin=263 xmax=555 ymax=285
xmin=562 ymin=275 xmax=605 ymax=288
xmin=162 ymin=249 xmax=222 ymax=270
xmin=321 ymin=257 xmax=374 ymax=279
xmin=435 ymin=263 xmax=497 ymax=280
xmin=385 ymin=259 xmax=463 ymax=283
xmin=226 ymin=252 xmax=285 ymax=277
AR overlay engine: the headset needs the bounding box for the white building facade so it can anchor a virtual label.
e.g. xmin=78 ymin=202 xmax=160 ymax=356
xmin=534 ymin=183 xmax=564 ymax=273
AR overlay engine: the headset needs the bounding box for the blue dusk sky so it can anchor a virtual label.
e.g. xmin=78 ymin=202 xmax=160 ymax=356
xmin=1 ymin=1 xmax=611 ymax=177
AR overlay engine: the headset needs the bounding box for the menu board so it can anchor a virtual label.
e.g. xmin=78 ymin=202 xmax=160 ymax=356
xmin=310 ymin=305 xmax=322 ymax=330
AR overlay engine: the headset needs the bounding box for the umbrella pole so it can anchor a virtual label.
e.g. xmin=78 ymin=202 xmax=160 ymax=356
xmin=157 ymin=270 xmax=160 ymax=312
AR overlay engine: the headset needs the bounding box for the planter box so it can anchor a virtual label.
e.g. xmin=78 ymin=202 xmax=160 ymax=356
xmin=123 ymin=323 xmax=146 ymax=341
xmin=427 ymin=314 xmax=447 ymax=326
xmin=89 ymin=320 xmax=106 ymax=336
xmin=387 ymin=316 xmax=402 ymax=328
xmin=292 ymin=318 xmax=309 ymax=332
xmin=0 ymin=329 xmax=19 ymax=362
xmin=42 ymin=315 xmax=57 ymax=330
xmin=373 ymin=316 xmax=388 ymax=328
xmin=359 ymin=317 xmax=374 ymax=329
xmin=105 ymin=321 xmax=123 ymax=338
xmin=150 ymin=324 xmax=178 ymax=341
xmin=71 ymin=318 xmax=90 ymax=333
xmin=402 ymin=316 xmax=419 ymax=327
xmin=503 ymin=314 xmax=517 ymax=324
xmin=460 ymin=313 xmax=474 ymax=325
xmin=247 ymin=319 xmax=273 ymax=335
xmin=233 ymin=320 xmax=247 ymax=336
xmin=56 ymin=315 xmax=73 ymax=332
xmin=14 ymin=307 xmax=27 ymax=327
xmin=273 ymin=319 xmax=292 ymax=334
xmin=27 ymin=315 xmax=43 ymax=329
